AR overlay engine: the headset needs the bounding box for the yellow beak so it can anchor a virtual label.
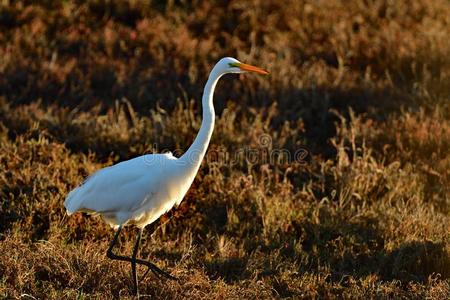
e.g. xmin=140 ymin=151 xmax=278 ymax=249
xmin=238 ymin=63 xmax=269 ymax=75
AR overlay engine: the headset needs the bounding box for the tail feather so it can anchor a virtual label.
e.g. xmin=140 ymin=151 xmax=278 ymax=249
xmin=64 ymin=187 xmax=82 ymax=215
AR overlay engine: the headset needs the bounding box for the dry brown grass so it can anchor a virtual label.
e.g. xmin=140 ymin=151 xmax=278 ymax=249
xmin=1 ymin=1 xmax=449 ymax=299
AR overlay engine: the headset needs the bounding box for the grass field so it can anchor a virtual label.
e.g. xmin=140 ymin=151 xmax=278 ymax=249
xmin=0 ymin=1 xmax=449 ymax=298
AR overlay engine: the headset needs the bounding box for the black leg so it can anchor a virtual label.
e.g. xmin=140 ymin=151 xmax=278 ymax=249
xmin=131 ymin=229 xmax=142 ymax=296
xmin=106 ymin=225 xmax=124 ymax=260
xmin=106 ymin=226 xmax=178 ymax=296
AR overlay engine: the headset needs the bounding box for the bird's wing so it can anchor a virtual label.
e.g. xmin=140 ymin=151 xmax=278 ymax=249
xmin=64 ymin=154 xmax=176 ymax=215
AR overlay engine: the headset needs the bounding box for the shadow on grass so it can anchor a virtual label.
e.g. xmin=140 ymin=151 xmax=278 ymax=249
xmin=298 ymin=215 xmax=449 ymax=283
xmin=204 ymin=257 xmax=249 ymax=283
xmin=329 ymin=239 xmax=450 ymax=283
xmin=1 ymin=79 xmax=415 ymax=162
xmin=377 ymin=240 xmax=449 ymax=282
xmin=199 ymin=214 xmax=449 ymax=286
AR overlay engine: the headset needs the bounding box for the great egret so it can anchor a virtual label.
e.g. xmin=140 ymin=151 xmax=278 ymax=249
xmin=64 ymin=57 xmax=268 ymax=295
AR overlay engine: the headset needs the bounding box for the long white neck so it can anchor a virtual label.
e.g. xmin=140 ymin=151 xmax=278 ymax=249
xmin=180 ymin=68 xmax=222 ymax=171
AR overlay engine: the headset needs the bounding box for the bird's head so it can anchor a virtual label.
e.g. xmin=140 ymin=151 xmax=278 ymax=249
xmin=216 ymin=57 xmax=269 ymax=75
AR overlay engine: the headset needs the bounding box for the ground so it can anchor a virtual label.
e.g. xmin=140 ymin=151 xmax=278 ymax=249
xmin=0 ymin=1 xmax=449 ymax=299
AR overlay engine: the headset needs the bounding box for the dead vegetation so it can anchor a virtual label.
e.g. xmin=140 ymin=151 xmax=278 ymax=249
xmin=0 ymin=1 xmax=449 ymax=299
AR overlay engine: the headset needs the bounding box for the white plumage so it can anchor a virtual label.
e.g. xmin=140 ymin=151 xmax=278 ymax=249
xmin=64 ymin=57 xmax=268 ymax=230
xmin=63 ymin=57 xmax=268 ymax=295
xmin=65 ymin=153 xmax=184 ymax=228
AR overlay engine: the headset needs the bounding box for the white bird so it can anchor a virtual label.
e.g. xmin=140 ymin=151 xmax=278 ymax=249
xmin=64 ymin=57 xmax=268 ymax=295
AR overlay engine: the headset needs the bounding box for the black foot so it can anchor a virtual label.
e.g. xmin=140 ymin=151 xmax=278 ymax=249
xmin=140 ymin=260 xmax=178 ymax=282
xmin=106 ymin=226 xmax=177 ymax=296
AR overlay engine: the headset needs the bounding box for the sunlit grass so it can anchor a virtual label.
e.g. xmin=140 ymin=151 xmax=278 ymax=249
xmin=1 ymin=1 xmax=449 ymax=298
